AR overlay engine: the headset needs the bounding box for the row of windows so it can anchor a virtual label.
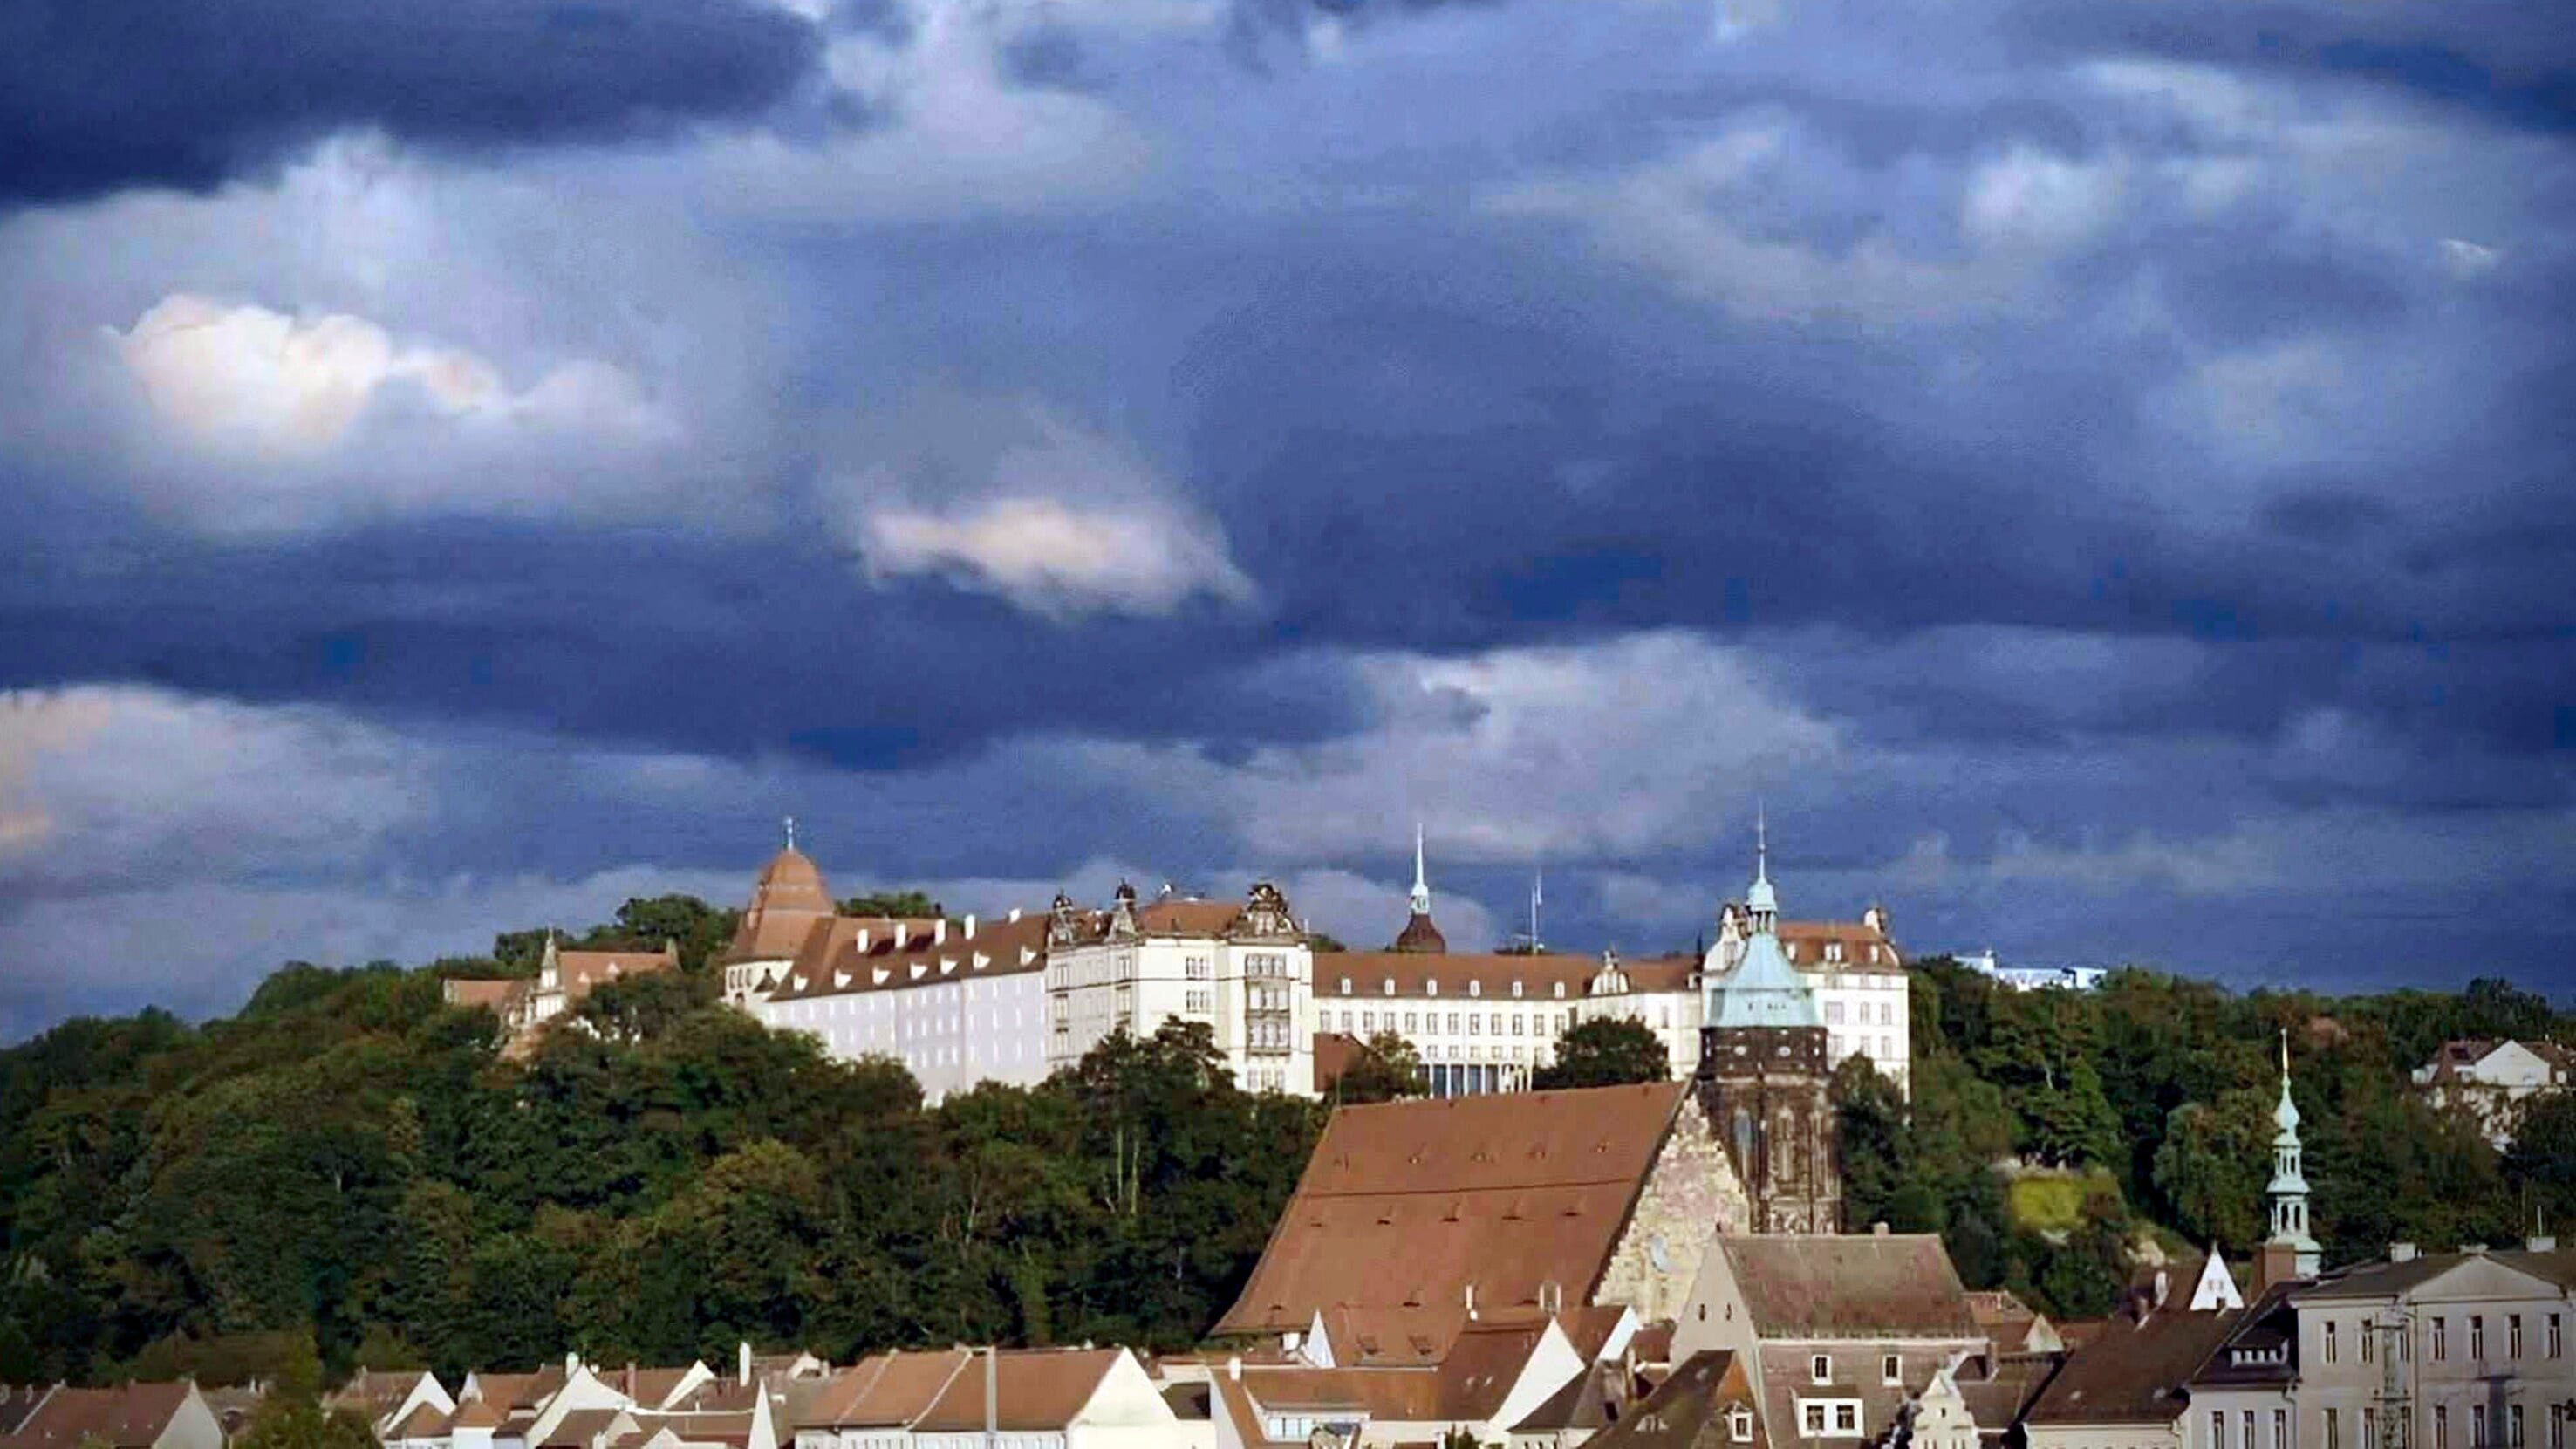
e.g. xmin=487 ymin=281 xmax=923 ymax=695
xmin=1339 ymin=975 xmax=1568 ymax=1000
xmin=1797 ymin=1400 xmax=1862 ymax=1437
xmin=1822 ymin=1000 xmax=1900 ymax=1026
xmin=2406 ymin=1312 xmax=2564 ymax=1364
xmin=1336 ymin=1008 xmax=1568 ymax=1038
xmin=1829 ymin=1034 xmax=1899 ymax=1061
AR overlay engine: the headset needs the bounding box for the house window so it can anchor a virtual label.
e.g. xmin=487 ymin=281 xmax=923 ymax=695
xmin=2472 ymin=1316 xmax=2485 ymax=1360
xmin=2511 ymin=1315 xmax=2525 ymax=1358
xmin=1339 ymin=977 xmax=1351 ymax=994
xmin=2327 ymin=1322 xmax=2339 ymax=1363
xmin=2245 ymin=1410 xmax=2256 ymax=1449
xmin=2554 ymin=1314 xmax=2566 ymax=1358
xmin=2554 ymin=1409 xmax=2568 ymax=1449
xmin=1428 ymin=980 xmax=1439 ymax=996
xmin=2216 ymin=1412 xmax=2230 ymax=1449
xmin=2437 ymin=1406 xmax=2450 ymax=1449
xmin=1811 ymin=1354 xmax=1832 ymax=1384
xmin=2363 ymin=1325 xmax=2375 ymax=1364
xmin=2364 ymin=1409 xmax=2379 ymax=1449
xmin=2472 ymin=1410 xmax=2487 ymax=1449
xmin=1384 ymin=979 xmax=1396 ymax=996
xmin=2277 ymin=1410 xmax=2289 ymax=1449
xmin=1729 ymin=1408 xmax=1754 ymax=1444
xmin=2435 ymin=1318 xmax=2449 ymax=1361
xmin=2327 ymin=1410 xmax=2340 ymax=1449
xmin=1835 ymin=1406 xmax=1857 ymax=1434
xmin=2512 ymin=1407 xmax=2525 ymax=1449
xmin=1803 ymin=1405 xmax=1828 ymax=1437
xmin=1882 ymin=1355 xmax=1901 ymax=1385
xmin=1512 ymin=981 xmax=1524 ymax=999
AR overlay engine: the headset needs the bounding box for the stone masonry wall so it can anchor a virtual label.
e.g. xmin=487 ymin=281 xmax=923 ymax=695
xmin=1595 ymin=1092 xmax=1753 ymax=1323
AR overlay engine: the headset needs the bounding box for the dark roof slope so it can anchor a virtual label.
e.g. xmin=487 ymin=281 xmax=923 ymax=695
xmin=3 ymin=1384 xmax=194 ymax=1449
xmin=1582 ymin=1352 xmax=1762 ymax=1449
xmin=1718 ymin=1236 xmax=1981 ymax=1339
xmin=2025 ymin=1303 xmax=2246 ymax=1426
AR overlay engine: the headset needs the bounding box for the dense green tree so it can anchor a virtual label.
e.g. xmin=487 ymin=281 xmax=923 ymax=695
xmin=2505 ymin=1090 xmax=2576 ymax=1232
xmin=1532 ymin=1017 xmax=1668 ymax=1089
xmin=2152 ymin=1089 xmax=2274 ymax=1248
xmin=231 ymin=1399 xmax=376 ymax=1449
xmin=1326 ymin=1031 xmax=1425 ymax=1104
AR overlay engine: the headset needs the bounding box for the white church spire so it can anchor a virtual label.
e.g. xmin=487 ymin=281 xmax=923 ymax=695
xmin=1411 ymin=822 xmax=1431 ymax=918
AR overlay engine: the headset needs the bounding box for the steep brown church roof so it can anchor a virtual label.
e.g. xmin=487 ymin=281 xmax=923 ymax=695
xmin=728 ymin=846 xmax=838 ymax=961
xmin=1214 ymin=1081 xmax=1691 ymax=1357
xmin=1391 ymin=912 xmax=1448 ymax=954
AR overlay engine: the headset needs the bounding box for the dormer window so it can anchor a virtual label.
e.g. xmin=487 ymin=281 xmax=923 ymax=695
xmin=1825 ymin=941 xmax=1845 ymax=963
xmin=1384 ymin=979 xmax=1396 ymax=996
xmin=1340 ymin=977 xmax=1352 ymax=995
xmin=1554 ymin=982 xmax=1566 ymax=998
xmin=1511 ymin=981 xmax=1524 ymax=999
xmin=1810 ymin=1354 xmax=1832 ymax=1384
xmin=1729 ymin=1408 xmax=1754 ymax=1444
xmin=1427 ymin=980 xmax=1438 ymax=996
xmin=1470 ymin=981 xmax=1482 ymax=998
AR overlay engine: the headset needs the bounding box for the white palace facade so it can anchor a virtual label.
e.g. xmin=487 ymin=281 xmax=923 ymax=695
xmin=719 ymin=825 xmax=1908 ymax=1102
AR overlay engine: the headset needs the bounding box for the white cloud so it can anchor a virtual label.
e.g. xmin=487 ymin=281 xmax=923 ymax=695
xmin=840 ymin=403 xmax=1254 ymax=619
xmin=1962 ymin=146 xmax=2128 ymax=251
xmin=2439 ymin=237 xmax=2502 ymax=279
xmin=108 ymin=293 xmax=666 ymax=460
xmin=860 ymin=496 xmax=1255 ymax=618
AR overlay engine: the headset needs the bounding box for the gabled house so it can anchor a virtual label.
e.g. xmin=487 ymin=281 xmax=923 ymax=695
xmin=330 ymin=1370 xmax=456 ymax=1439
xmin=1670 ymin=1233 xmax=1991 ymax=1449
xmin=909 ymin=1349 xmax=1177 ymax=1449
xmin=1575 ymin=1351 xmax=1766 ymax=1449
xmin=0 ymin=1383 xmax=224 ymax=1449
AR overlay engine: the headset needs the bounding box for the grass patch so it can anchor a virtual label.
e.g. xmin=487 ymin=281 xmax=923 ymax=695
xmin=2008 ymin=1172 xmax=2098 ymax=1233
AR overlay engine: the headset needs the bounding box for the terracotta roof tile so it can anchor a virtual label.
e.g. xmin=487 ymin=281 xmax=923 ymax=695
xmin=762 ymin=915 xmax=1053 ymax=1003
xmin=1216 ymin=1081 xmax=1691 ymax=1357
xmin=807 ymin=1350 xmax=973 ymax=1429
xmin=3 ymin=1384 xmax=194 ymax=1449
xmin=912 ymin=1350 xmax=1121 ymax=1432
xmin=2025 ymin=1299 xmax=2247 ymax=1426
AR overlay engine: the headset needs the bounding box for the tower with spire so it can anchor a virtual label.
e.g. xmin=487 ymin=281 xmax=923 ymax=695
xmin=1390 ymin=823 xmax=1449 ymax=953
xmin=2264 ymin=1029 xmax=2323 ymax=1283
xmin=1695 ymin=817 xmax=1839 ymax=1233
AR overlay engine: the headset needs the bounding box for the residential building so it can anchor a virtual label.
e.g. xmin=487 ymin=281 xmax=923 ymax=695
xmin=329 ymin=1370 xmax=458 ymax=1440
xmin=1045 ymin=881 xmax=1315 ymax=1097
xmin=1694 ymin=831 xmax=1840 ymax=1234
xmin=1575 ymin=1350 xmax=1768 ymax=1449
xmin=1215 ymin=1081 xmax=1754 ymax=1359
xmin=1670 ymin=1233 xmax=1993 ymax=1449
xmin=2023 ymin=1254 xmax=2258 ymax=1449
xmin=1312 ymin=947 xmax=1698 ymax=1097
xmin=442 ymin=933 xmax=680 ymax=1056
xmin=0 ymin=1383 xmax=224 ymax=1449
xmin=2411 ymin=1041 xmax=2573 ymax=1149
xmin=2290 ymin=1244 xmax=2576 ymax=1449
xmin=1951 ymin=952 xmax=2108 ymax=994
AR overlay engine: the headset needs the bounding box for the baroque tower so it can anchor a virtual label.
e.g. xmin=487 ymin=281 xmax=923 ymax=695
xmin=2265 ymin=1029 xmax=2323 ymax=1282
xmin=1694 ymin=821 xmax=1841 ymax=1233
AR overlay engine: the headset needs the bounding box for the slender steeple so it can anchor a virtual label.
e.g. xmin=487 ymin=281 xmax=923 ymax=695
xmin=2266 ymin=1029 xmax=2322 ymax=1278
xmin=1746 ymin=804 xmax=1778 ymax=933
xmin=1392 ymin=823 xmax=1447 ymax=953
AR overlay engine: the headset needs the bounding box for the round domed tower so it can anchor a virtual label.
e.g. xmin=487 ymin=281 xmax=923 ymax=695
xmin=723 ymin=819 xmax=838 ymax=1003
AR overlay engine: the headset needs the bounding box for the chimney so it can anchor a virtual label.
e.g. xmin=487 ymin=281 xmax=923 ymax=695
xmin=626 ymin=1364 xmax=637 ymax=1398
xmin=965 ymin=914 xmax=978 ymax=940
xmin=2390 ymin=1243 xmax=2419 ymax=1262
xmin=2255 ymin=1241 xmax=2297 ymax=1297
xmin=982 ymin=1345 xmax=996 ymax=1449
xmin=740 ymin=1342 xmax=753 ymax=1386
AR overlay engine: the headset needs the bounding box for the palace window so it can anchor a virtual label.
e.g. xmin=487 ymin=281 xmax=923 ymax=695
xmin=2435 ymin=1318 xmax=2449 ymax=1361
xmin=2437 ymin=1407 xmax=2450 ymax=1449
xmin=1882 ymin=1355 xmax=1901 ymax=1385
xmin=1810 ymin=1355 xmax=1832 ymax=1384
xmin=2512 ymin=1408 xmax=2525 ymax=1449
xmin=1729 ymin=1409 xmax=1754 ymax=1444
xmin=2511 ymin=1315 xmax=2524 ymax=1358
xmin=2276 ymin=1410 xmax=2289 ymax=1449
xmin=2327 ymin=1411 xmax=2340 ymax=1449
xmin=2473 ymin=1316 xmax=2485 ymax=1360
xmin=2552 ymin=1314 xmax=2564 ymax=1357
xmin=2326 ymin=1322 xmax=2338 ymax=1363
xmin=2365 ymin=1409 xmax=2379 ymax=1449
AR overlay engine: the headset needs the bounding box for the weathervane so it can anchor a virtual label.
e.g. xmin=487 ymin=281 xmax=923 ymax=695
xmin=783 ymin=815 xmax=796 ymax=851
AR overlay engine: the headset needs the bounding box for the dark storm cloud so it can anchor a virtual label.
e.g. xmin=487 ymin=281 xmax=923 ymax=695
xmin=0 ymin=0 xmax=823 ymax=205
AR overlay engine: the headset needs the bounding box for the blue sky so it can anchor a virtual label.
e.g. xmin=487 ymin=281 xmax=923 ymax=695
xmin=2 ymin=0 xmax=2571 ymax=1037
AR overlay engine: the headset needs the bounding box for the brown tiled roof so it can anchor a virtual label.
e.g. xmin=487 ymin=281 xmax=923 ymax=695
xmin=326 ymin=1370 xmax=429 ymax=1418
xmin=1316 ymin=953 xmax=1694 ymax=1004
xmin=393 ymin=1404 xmax=453 ymax=1439
xmin=762 ymin=914 xmax=1054 ymax=1003
xmin=1215 ymin=1081 xmax=1691 ymax=1356
xmin=1134 ymin=899 xmax=1245 ymax=937
xmin=537 ymin=1408 xmax=628 ymax=1448
xmin=1773 ymin=922 xmax=1903 ymax=970
xmin=1629 ymin=1324 xmax=1675 ymax=1366
xmin=0 ymin=1389 xmax=51 ymax=1439
xmin=1313 ymin=1033 xmax=1369 ymax=1092
xmin=470 ymin=1369 xmax=566 ymax=1412
xmin=552 ymin=946 xmax=677 ymax=1000
xmin=805 ymin=1350 xmax=973 ymax=1429
xmin=1235 ymin=1367 xmax=1444 ymax=1420
xmin=1514 ymin=1360 xmax=1624 ymax=1433
xmin=2025 ymin=1300 xmax=2247 ymax=1426
xmin=1558 ymin=1305 xmax=1630 ymax=1364
xmin=453 ymin=1398 xmax=508 ymax=1429
xmin=1581 ymin=1351 xmax=1763 ymax=1449
xmin=630 ymin=1410 xmax=755 ymax=1448
xmin=1952 ymin=1355 xmax=2062 ymax=1435
xmin=1391 ymin=913 xmax=1448 ymax=954
xmin=1433 ymin=1319 xmax=1551 ymax=1421
xmin=726 ymin=847 xmax=837 ymax=962
xmin=912 ymin=1350 xmax=1120 ymax=1432
xmin=443 ymin=978 xmax=529 ymax=1011
xmin=1715 ymin=1235 xmax=1981 ymax=1339
xmin=3 ymin=1384 xmax=194 ymax=1449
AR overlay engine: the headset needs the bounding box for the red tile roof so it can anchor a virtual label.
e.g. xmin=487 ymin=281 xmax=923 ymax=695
xmin=1316 ymin=953 xmax=1695 ymax=1003
xmin=2 ymin=1384 xmax=195 ymax=1449
xmin=1714 ymin=1235 xmax=1982 ymax=1339
xmin=804 ymin=1350 xmax=973 ymax=1429
xmin=762 ymin=913 xmax=1054 ymax=1003
xmin=1216 ymin=1081 xmax=1691 ymax=1358
xmin=912 ymin=1350 xmax=1122 ymax=1432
